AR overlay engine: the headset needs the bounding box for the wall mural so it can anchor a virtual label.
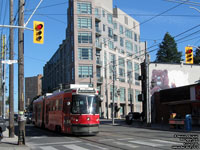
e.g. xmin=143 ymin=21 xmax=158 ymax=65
xmin=150 ymin=69 xmax=189 ymax=95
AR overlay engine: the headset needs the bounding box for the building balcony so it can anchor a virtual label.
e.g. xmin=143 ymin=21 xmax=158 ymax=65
xmin=97 ymin=76 xmax=103 ymax=84
xmin=96 ymin=28 xmax=101 ymax=36
xmin=95 ymin=42 xmax=102 ymax=50
xmin=96 ymin=60 xmax=102 ymax=67
xmin=95 ymin=14 xmax=101 ymax=22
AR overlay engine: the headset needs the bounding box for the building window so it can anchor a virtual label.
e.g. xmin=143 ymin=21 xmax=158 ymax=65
xmin=108 ymin=27 xmax=113 ymax=38
xmin=108 ymin=41 xmax=114 ymax=50
xmin=72 ymin=67 xmax=74 ymax=80
xmin=134 ymin=63 xmax=140 ymax=86
xmin=120 ymin=87 xmax=125 ymax=102
xmin=125 ymin=40 xmax=133 ymax=51
xmin=135 ymin=90 xmax=140 ymax=102
xmin=114 ymin=35 xmax=118 ymax=41
xmin=127 ymin=60 xmax=132 ymax=70
xmin=77 ymin=2 xmax=91 ymax=14
xmin=119 ymin=25 xmax=123 ymax=34
xmin=110 ymin=85 xmax=118 ymax=101
xmin=119 ymin=68 xmax=125 ymax=77
xmin=118 ymin=57 xmax=125 ymax=67
xmin=107 ymin=13 xmax=113 ymax=24
xmin=103 ymin=24 xmax=106 ymax=31
xmin=128 ymin=89 xmax=133 ymax=101
xmin=125 ymin=28 xmax=133 ymax=39
xmin=72 ymin=50 xmax=74 ymax=62
xmin=102 ymin=10 xmax=105 ymax=17
xmin=78 ymin=65 xmax=93 ymax=78
xmin=114 ymin=22 xmax=117 ymax=29
xmin=78 ymin=32 xmax=92 ymax=44
xmin=134 ymin=33 xmax=137 ymax=42
xmin=78 ymin=47 xmax=93 ymax=60
xmin=120 ymin=37 xmax=124 ymax=47
xmin=78 ymin=17 xmax=92 ymax=29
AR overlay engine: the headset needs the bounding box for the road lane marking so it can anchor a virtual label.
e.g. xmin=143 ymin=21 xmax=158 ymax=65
xmin=113 ymin=141 xmax=139 ymax=148
xmin=40 ymin=146 xmax=58 ymax=150
xmin=30 ymin=136 xmax=47 ymax=139
xmin=30 ymin=141 xmax=82 ymax=146
xmin=99 ymin=139 xmax=115 ymax=142
xmin=63 ymin=144 xmax=90 ymax=150
xmin=129 ymin=140 xmax=164 ymax=147
xmin=117 ymin=138 xmax=134 ymax=141
xmin=85 ymin=143 xmax=109 ymax=150
xmin=150 ymin=139 xmax=181 ymax=145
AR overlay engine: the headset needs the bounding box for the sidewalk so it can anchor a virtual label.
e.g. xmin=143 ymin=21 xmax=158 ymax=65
xmin=100 ymin=119 xmax=200 ymax=133
xmin=0 ymin=128 xmax=30 ymax=150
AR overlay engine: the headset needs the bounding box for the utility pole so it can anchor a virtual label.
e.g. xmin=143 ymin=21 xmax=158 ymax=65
xmin=9 ymin=0 xmax=14 ymax=138
xmin=1 ymin=34 xmax=6 ymax=119
xmin=112 ymin=62 xmax=115 ymax=125
xmin=128 ymin=72 xmax=133 ymax=113
xmin=145 ymin=42 xmax=151 ymax=126
xmin=18 ymin=0 xmax=25 ymax=145
xmin=105 ymin=65 xmax=108 ymax=119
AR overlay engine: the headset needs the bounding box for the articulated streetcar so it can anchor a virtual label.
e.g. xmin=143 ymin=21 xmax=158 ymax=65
xmin=32 ymin=84 xmax=100 ymax=135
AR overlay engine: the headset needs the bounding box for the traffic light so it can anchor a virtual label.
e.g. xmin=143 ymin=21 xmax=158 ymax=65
xmin=33 ymin=21 xmax=44 ymax=44
xmin=185 ymin=46 xmax=193 ymax=64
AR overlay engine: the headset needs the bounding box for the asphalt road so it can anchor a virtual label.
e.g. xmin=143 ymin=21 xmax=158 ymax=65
xmin=14 ymin=121 xmax=199 ymax=150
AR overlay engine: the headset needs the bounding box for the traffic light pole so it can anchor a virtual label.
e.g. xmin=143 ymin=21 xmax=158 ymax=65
xmin=18 ymin=0 xmax=25 ymax=145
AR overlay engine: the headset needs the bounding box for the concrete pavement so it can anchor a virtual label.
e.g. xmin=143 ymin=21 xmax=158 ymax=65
xmin=0 ymin=127 xmax=30 ymax=150
xmin=100 ymin=119 xmax=200 ymax=134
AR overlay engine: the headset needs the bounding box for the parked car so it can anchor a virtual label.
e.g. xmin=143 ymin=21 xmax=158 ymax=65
xmin=26 ymin=113 xmax=32 ymax=124
xmin=125 ymin=112 xmax=142 ymax=125
xmin=0 ymin=117 xmax=6 ymax=132
xmin=14 ymin=114 xmax=18 ymax=122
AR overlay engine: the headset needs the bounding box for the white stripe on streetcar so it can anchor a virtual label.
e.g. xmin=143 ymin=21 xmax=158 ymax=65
xmin=63 ymin=144 xmax=90 ymax=150
xmin=150 ymin=139 xmax=181 ymax=145
xmin=113 ymin=141 xmax=139 ymax=148
xmin=40 ymin=146 xmax=58 ymax=150
xmin=129 ymin=140 xmax=164 ymax=147
xmin=85 ymin=143 xmax=109 ymax=150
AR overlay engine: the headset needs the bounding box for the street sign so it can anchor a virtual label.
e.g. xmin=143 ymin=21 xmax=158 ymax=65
xmin=1 ymin=60 xmax=18 ymax=64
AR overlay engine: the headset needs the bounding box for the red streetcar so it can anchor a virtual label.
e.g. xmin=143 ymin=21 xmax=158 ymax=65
xmin=32 ymin=84 xmax=100 ymax=135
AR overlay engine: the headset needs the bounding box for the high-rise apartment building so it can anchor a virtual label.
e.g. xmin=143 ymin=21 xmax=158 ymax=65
xmin=43 ymin=0 xmax=144 ymax=118
xmin=25 ymin=74 xmax=42 ymax=108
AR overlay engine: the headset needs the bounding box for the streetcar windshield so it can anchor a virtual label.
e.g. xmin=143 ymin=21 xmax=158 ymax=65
xmin=71 ymin=95 xmax=99 ymax=114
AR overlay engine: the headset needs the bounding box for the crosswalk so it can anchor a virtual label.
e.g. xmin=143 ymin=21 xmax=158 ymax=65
xmin=28 ymin=138 xmax=182 ymax=150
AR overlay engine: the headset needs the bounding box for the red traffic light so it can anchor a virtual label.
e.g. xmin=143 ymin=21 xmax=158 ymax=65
xmin=187 ymin=49 xmax=193 ymax=54
xmin=36 ymin=24 xmax=43 ymax=30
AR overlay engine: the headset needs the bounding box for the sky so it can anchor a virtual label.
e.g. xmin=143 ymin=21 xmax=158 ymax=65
xmin=1 ymin=0 xmax=200 ymax=112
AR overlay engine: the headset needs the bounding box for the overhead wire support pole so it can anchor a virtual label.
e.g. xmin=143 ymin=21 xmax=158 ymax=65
xmin=24 ymin=0 xmax=43 ymax=27
xmin=112 ymin=62 xmax=115 ymax=125
xmin=18 ymin=0 xmax=25 ymax=145
xmin=9 ymin=0 xmax=15 ymax=138
xmin=0 ymin=25 xmax=33 ymax=31
xmin=1 ymin=35 xmax=6 ymax=119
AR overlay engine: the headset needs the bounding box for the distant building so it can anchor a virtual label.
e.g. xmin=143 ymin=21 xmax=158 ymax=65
xmin=25 ymin=74 xmax=42 ymax=108
xmin=147 ymin=63 xmax=200 ymax=124
xmin=42 ymin=0 xmax=144 ymax=119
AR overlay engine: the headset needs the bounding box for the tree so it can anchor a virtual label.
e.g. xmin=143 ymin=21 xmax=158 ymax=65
xmin=193 ymin=46 xmax=200 ymax=64
xmin=155 ymin=32 xmax=182 ymax=63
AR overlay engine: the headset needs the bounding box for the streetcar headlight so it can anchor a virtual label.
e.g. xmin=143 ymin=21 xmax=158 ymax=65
xmin=87 ymin=117 xmax=90 ymax=121
xmin=96 ymin=118 xmax=99 ymax=122
xmin=75 ymin=119 xmax=79 ymax=122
